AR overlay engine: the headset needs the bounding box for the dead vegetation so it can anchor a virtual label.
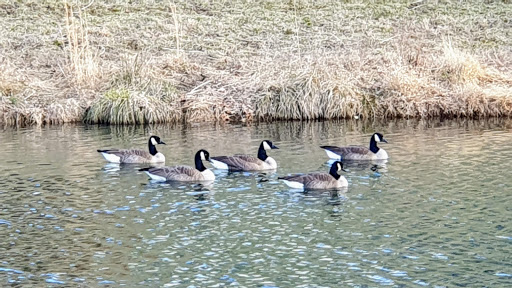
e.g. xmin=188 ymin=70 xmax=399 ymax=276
xmin=84 ymin=88 xmax=181 ymax=124
xmin=0 ymin=0 xmax=511 ymax=126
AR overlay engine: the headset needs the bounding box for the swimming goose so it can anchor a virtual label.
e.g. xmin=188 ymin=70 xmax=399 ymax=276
xmin=139 ymin=149 xmax=215 ymax=182
xmin=209 ymin=140 xmax=279 ymax=171
xmin=320 ymin=133 xmax=388 ymax=160
xmin=97 ymin=135 xmax=166 ymax=163
xmin=279 ymin=161 xmax=348 ymax=190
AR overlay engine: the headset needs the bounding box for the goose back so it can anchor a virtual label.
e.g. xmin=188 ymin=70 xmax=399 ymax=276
xmin=209 ymin=140 xmax=279 ymax=171
xmin=320 ymin=133 xmax=388 ymax=160
xmin=143 ymin=165 xmax=211 ymax=181
xmin=280 ymin=173 xmax=346 ymax=190
xmin=279 ymin=161 xmax=348 ymax=190
xmin=210 ymin=155 xmax=276 ymax=171
xmin=98 ymin=149 xmax=164 ymax=163
xmin=140 ymin=149 xmax=214 ymax=182
xmin=98 ymin=135 xmax=166 ymax=164
xmin=320 ymin=146 xmax=374 ymax=160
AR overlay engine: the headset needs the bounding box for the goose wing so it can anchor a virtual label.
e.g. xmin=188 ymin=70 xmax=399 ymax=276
xmin=211 ymin=155 xmax=263 ymax=171
xmin=147 ymin=165 xmax=202 ymax=181
xmin=281 ymin=173 xmax=338 ymax=189
xmin=98 ymin=149 xmax=153 ymax=163
xmin=280 ymin=172 xmax=331 ymax=184
xmin=320 ymin=145 xmax=370 ymax=158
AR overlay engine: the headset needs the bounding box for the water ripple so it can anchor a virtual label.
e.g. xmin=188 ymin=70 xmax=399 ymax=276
xmin=0 ymin=120 xmax=511 ymax=286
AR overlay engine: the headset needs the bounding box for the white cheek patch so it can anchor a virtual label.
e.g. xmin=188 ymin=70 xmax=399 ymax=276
xmin=263 ymin=141 xmax=271 ymax=150
xmin=200 ymin=151 xmax=206 ymax=161
xmin=374 ymin=134 xmax=381 ymax=142
xmin=337 ymin=163 xmax=342 ymax=171
xmin=151 ymin=137 xmax=158 ymax=146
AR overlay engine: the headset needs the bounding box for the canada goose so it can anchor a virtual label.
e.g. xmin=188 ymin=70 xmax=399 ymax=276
xmin=320 ymin=133 xmax=388 ymax=160
xmin=209 ymin=140 xmax=279 ymax=171
xmin=279 ymin=161 xmax=348 ymax=190
xmin=97 ymin=135 xmax=166 ymax=164
xmin=139 ymin=149 xmax=215 ymax=182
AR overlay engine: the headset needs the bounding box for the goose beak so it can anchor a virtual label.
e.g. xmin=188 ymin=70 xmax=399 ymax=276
xmin=381 ymin=139 xmax=388 ymax=143
xmin=159 ymin=141 xmax=166 ymax=145
xmin=341 ymin=168 xmax=348 ymax=172
xmin=272 ymin=145 xmax=279 ymax=149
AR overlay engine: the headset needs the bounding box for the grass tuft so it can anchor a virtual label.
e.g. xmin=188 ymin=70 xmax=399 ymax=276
xmin=255 ymin=74 xmax=366 ymax=120
xmin=440 ymin=43 xmax=490 ymax=85
xmin=84 ymin=88 xmax=181 ymax=124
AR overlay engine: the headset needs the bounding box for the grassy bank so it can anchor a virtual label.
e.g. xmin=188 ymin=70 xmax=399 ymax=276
xmin=1 ymin=0 xmax=511 ymax=126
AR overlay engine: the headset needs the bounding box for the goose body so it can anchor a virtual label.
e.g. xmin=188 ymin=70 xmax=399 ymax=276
xmin=140 ymin=150 xmax=214 ymax=182
xmin=210 ymin=140 xmax=279 ymax=171
xmin=279 ymin=161 xmax=348 ymax=190
xmin=98 ymin=136 xmax=166 ymax=164
xmin=320 ymin=133 xmax=388 ymax=160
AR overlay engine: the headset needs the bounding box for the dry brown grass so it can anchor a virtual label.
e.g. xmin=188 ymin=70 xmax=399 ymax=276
xmin=1 ymin=0 xmax=511 ymax=126
xmin=63 ymin=0 xmax=101 ymax=88
xmin=84 ymin=88 xmax=181 ymax=124
xmin=253 ymin=55 xmax=368 ymax=120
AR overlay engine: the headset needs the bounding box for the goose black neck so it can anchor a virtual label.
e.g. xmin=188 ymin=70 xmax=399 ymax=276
xmin=329 ymin=164 xmax=341 ymax=180
xmin=148 ymin=139 xmax=158 ymax=156
xmin=369 ymin=136 xmax=380 ymax=154
xmin=257 ymin=143 xmax=268 ymax=161
xmin=195 ymin=152 xmax=207 ymax=172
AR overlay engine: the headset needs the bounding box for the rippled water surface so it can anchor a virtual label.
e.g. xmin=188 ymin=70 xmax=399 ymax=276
xmin=1 ymin=119 xmax=511 ymax=287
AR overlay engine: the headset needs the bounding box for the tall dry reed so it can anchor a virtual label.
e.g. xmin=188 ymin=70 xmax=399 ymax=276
xmin=63 ymin=0 xmax=100 ymax=88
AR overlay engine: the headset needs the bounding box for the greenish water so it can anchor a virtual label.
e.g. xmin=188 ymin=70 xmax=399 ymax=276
xmin=0 ymin=119 xmax=511 ymax=287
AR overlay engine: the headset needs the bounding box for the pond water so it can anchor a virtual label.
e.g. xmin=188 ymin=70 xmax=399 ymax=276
xmin=0 ymin=119 xmax=511 ymax=287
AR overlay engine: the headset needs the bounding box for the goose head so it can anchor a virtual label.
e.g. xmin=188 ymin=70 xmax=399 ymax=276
xmin=369 ymin=133 xmax=388 ymax=154
xmin=329 ymin=161 xmax=347 ymax=180
xmin=148 ymin=136 xmax=166 ymax=156
xmin=262 ymin=140 xmax=279 ymax=150
xmin=150 ymin=136 xmax=166 ymax=146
